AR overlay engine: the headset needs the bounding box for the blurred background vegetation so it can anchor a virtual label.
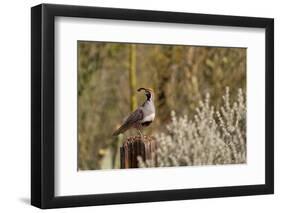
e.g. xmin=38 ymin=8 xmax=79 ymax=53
xmin=78 ymin=41 xmax=246 ymax=170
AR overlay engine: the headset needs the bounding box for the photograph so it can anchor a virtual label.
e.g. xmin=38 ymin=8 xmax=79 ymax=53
xmin=78 ymin=41 xmax=247 ymax=170
xmin=30 ymin=3 xmax=274 ymax=209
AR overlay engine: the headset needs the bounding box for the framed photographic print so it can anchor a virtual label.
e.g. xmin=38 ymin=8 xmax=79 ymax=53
xmin=31 ymin=3 xmax=274 ymax=209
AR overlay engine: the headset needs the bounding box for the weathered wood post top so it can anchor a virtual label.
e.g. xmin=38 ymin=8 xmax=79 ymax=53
xmin=120 ymin=135 xmax=157 ymax=169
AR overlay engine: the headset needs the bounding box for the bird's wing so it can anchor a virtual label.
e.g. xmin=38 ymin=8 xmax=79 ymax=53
xmin=113 ymin=108 xmax=144 ymax=136
xmin=124 ymin=108 xmax=144 ymax=124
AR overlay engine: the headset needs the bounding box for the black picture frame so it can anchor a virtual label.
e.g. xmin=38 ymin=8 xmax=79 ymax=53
xmin=31 ymin=3 xmax=274 ymax=209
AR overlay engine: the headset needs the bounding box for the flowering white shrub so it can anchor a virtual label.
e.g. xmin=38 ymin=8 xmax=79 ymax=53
xmin=139 ymin=88 xmax=246 ymax=167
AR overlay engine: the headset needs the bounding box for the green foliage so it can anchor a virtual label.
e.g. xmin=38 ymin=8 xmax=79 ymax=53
xmin=129 ymin=44 xmax=137 ymax=111
xmin=78 ymin=41 xmax=246 ymax=170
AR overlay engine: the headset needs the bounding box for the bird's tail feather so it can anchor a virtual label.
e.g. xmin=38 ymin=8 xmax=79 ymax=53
xmin=112 ymin=124 xmax=130 ymax=136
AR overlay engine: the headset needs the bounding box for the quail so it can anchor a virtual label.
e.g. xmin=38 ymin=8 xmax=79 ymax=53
xmin=113 ymin=87 xmax=155 ymax=137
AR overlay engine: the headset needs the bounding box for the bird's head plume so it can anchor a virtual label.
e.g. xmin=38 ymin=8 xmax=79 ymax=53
xmin=137 ymin=87 xmax=154 ymax=101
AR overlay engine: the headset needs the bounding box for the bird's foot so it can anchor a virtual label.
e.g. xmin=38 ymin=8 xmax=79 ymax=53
xmin=138 ymin=130 xmax=144 ymax=141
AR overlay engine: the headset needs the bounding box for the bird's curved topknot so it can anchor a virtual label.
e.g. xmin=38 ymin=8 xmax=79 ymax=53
xmin=137 ymin=87 xmax=153 ymax=92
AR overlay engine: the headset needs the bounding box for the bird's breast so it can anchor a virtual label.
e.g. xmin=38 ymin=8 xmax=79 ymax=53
xmin=141 ymin=113 xmax=155 ymax=123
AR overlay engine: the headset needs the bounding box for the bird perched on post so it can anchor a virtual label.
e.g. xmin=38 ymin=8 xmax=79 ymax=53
xmin=113 ymin=87 xmax=155 ymax=137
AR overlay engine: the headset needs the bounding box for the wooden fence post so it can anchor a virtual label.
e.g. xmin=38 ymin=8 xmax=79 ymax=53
xmin=120 ymin=135 xmax=157 ymax=168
